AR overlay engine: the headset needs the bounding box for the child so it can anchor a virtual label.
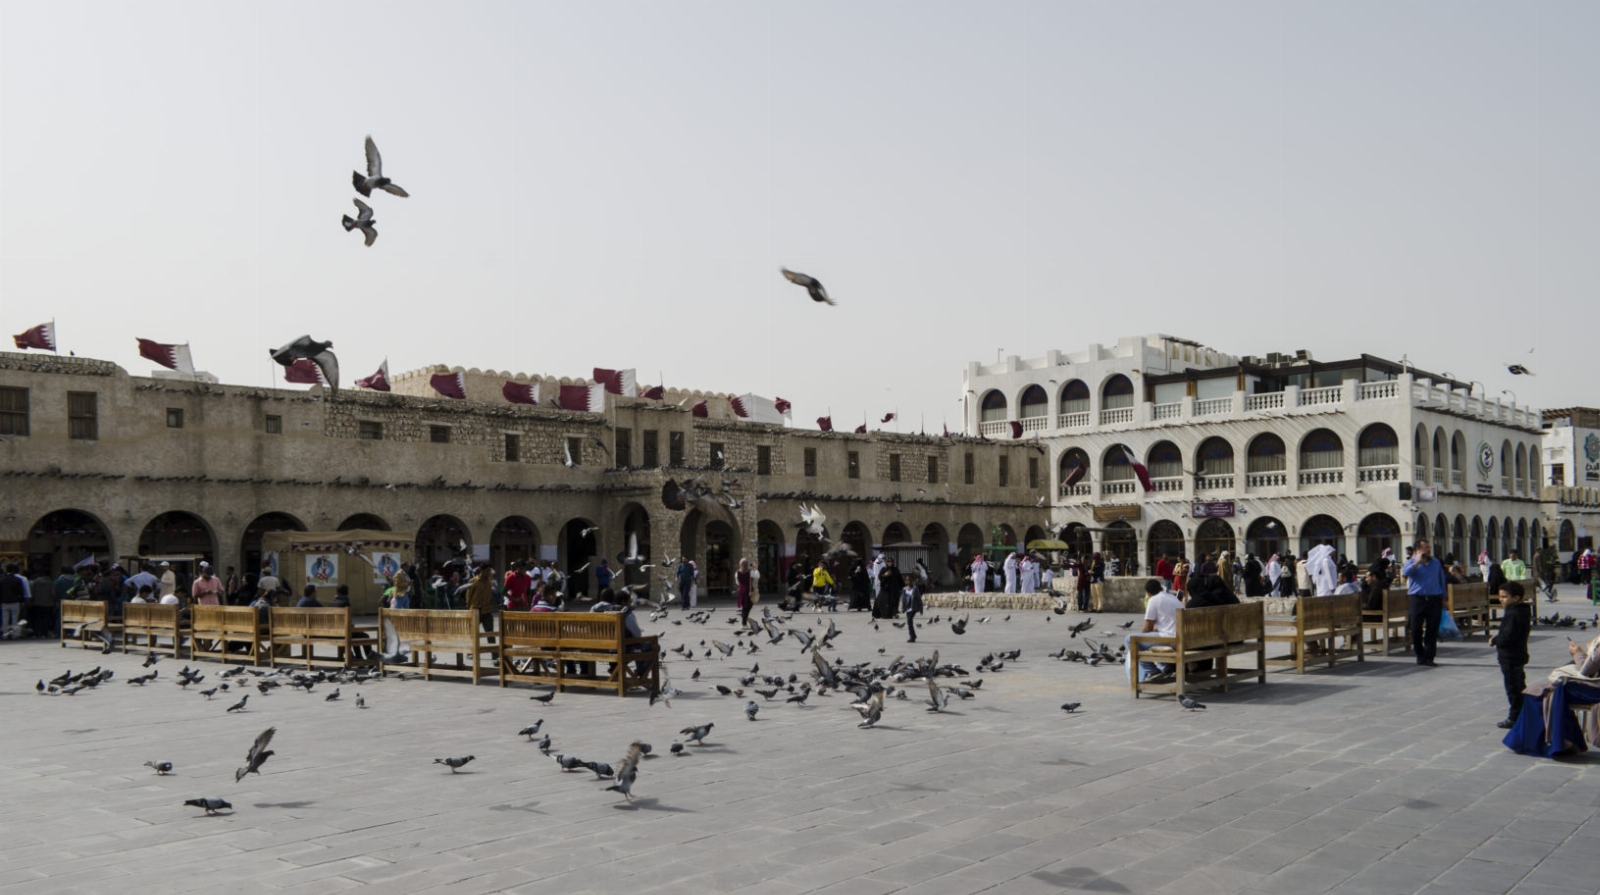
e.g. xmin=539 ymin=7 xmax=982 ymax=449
xmin=1490 ymin=581 xmax=1531 ymax=729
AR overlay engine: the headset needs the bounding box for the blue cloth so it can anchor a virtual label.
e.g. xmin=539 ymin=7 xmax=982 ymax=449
xmin=1504 ymin=679 xmax=1600 ymax=757
xmin=1401 ymin=557 xmax=1447 ymax=596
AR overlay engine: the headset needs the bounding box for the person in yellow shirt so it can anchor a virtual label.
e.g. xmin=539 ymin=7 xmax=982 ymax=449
xmin=811 ymin=563 xmax=838 ymax=612
xmin=1500 ymin=550 xmax=1528 ymax=584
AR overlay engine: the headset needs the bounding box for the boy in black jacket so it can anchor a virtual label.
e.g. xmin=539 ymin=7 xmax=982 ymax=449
xmin=1491 ymin=581 xmax=1531 ymax=729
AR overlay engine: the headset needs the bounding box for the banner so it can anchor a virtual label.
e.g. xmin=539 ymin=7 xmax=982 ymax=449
xmin=305 ymin=553 xmax=339 ymax=586
xmin=371 ymin=551 xmax=401 ymax=584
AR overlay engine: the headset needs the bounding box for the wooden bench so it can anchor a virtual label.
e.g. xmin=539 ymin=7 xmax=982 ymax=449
xmin=59 ymin=599 xmax=120 ymax=650
xmin=379 ymin=609 xmax=500 ymax=685
xmin=121 ymin=603 xmax=190 ymax=658
xmin=1488 ymin=578 xmax=1538 ymax=623
xmin=1265 ymin=593 xmax=1364 ymax=673
xmin=499 ymin=611 xmax=660 ymax=696
xmin=190 ymin=605 xmax=268 ymax=666
xmin=1447 ymin=582 xmax=1492 ymax=641
xmin=268 ymin=607 xmax=377 ymax=670
xmin=1130 ymin=601 xmax=1266 ymax=698
xmin=1362 ymin=587 xmax=1411 ymax=656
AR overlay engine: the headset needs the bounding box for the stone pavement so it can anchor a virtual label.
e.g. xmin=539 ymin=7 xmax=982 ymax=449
xmin=1 ymin=602 xmax=1597 ymax=895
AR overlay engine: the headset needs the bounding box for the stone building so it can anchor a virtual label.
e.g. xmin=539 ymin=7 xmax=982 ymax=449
xmin=0 ymin=352 xmax=1043 ymax=597
xmin=964 ymin=335 xmax=1589 ymax=573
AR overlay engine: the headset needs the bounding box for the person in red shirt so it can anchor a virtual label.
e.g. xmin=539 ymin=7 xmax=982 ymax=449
xmin=190 ymin=563 xmax=225 ymax=606
xmin=503 ymin=561 xmax=532 ymax=612
xmin=1155 ymin=554 xmax=1175 ymax=590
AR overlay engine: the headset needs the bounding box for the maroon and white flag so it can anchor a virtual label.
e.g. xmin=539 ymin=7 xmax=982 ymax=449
xmin=880 ymin=412 xmax=896 ymax=424
xmin=430 ymin=372 xmax=467 ymax=400
xmin=12 ymin=321 xmax=55 ymax=351
xmin=283 ymin=358 xmax=325 ymax=384
xmin=1009 ymin=421 xmax=1023 ymax=439
xmin=355 ymin=360 xmax=391 ymax=392
xmin=817 ymin=416 xmax=833 ymax=432
xmin=1062 ymin=459 xmax=1088 ymax=488
xmin=691 ymin=399 xmax=708 ymax=418
xmin=641 ymin=383 xmax=665 ymax=400
xmin=136 ymin=338 xmax=194 ymax=373
xmin=558 ymin=383 xmax=606 ymax=412
xmin=854 ymin=422 xmax=868 ymax=434
xmin=502 ymin=380 xmax=539 ymax=405
xmin=731 ymin=394 xmax=784 ymax=424
xmin=1123 ymin=446 xmax=1154 ymax=492
xmin=774 ymin=397 xmax=792 ymax=416
xmin=592 ymin=368 xmax=638 ymax=397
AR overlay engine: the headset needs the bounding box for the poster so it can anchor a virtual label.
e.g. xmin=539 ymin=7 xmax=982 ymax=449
xmin=371 ymin=551 xmax=401 ymax=584
xmin=305 ymin=553 xmax=339 ymax=586
xmin=262 ymin=551 xmax=280 ymax=579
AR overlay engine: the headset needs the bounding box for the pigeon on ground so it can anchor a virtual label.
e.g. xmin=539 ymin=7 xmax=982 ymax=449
xmin=669 ymin=742 xmax=685 ymax=756
xmin=586 ymin=761 xmax=614 ymax=779
xmin=519 ymin=720 xmax=544 ymax=740
xmin=145 ymin=760 xmax=174 ymax=775
xmin=355 ymin=693 xmax=365 ymax=709
xmin=680 ymin=722 xmax=713 ymax=745
xmin=530 ymin=689 xmax=556 ymax=704
xmin=378 ymin=616 xmax=411 ymax=665
xmin=143 ymin=654 xmax=160 ymax=668
xmin=184 ymin=797 xmax=232 ymax=816
xmin=435 ymin=755 xmax=475 ymax=773
xmin=744 ymin=700 xmax=759 ymax=721
xmin=341 ymin=198 xmax=378 ymax=247
xmin=225 ymin=694 xmax=249 ymax=713
xmin=324 ymin=688 xmax=340 ymax=702
xmin=536 ymin=734 xmax=552 ymax=753
xmin=925 ymin=678 xmax=948 ymax=713
xmin=1179 ymin=695 xmax=1207 ymax=712
xmin=856 ymin=690 xmax=885 ymax=729
xmin=235 ymin=727 xmax=276 ymax=782
xmin=781 ymin=268 xmax=836 ymax=306
xmin=352 ymin=135 xmax=409 ymax=198
xmin=554 ymin=753 xmax=585 ymax=772
xmin=1060 ymin=702 xmax=1082 ymax=713
xmin=268 ymin=336 xmax=339 ymax=393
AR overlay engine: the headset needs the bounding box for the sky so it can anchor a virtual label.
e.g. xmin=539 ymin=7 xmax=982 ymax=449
xmin=1 ymin=2 xmax=1594 ymax=428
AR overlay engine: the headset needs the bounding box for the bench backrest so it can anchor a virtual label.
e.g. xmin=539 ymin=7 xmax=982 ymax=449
xmin=123 ymin=603 xmax=181 ymax=628
xmin=1370 ymin=587 xmax=1409 ymax=621
xmin=1177 ymin=601 xmax=1263 ymax=650
xmin=1300 ymin=593 xmax=1362 ymax=629
xmin=270 ymin=607 xmax=352 ymax=638
xmin=1448 ymin=582 xmax=1489 ymax=612
xmin=192 ymin=605 xmax=260 ymax=635
xmin=381 ymin=608 xmax=480 ymax=643
xmin=500 ymin=611 xmax=622 ymax=648
xmin=61 ymin=599 xmax=107 ymax=623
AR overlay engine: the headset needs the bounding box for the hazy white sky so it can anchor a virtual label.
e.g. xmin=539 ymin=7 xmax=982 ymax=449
xmin=2 ymin=2 xmax=1593 ymax=426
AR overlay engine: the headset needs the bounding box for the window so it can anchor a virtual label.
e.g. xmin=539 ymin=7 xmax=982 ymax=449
xmin=847 ymin=451 xmax=860 ymax=479
xmin=1028 ymin=456 xmax=1040 ymax=489
xmin=615 ymin=428 xmax=632 ymax=467
xmin=964 ymin=452 xmax=975 ymax=485
xmin=0 ymin=387 xmax=29 ymax=436
xmin=358 ymin=420 xmax=383 ymax=440
xmin=710 ymin=442 xmax=725 ymax=469
xmin=927 ymin=456 xmax=939 ymax=484
xmin=998 ymin=455 xmax=1010 ymax=487
xmin=642 ymin=430 xmax=659 ymax=467
xmin=166 ymin=408 xmax=184 ymax=429
xmin=757 ymin=445 xmax=772 ymax=475
xmin=804 ymin=447 xmax=817 ymax=477
xmin=1550 ymin=463 xmax=1564 ymax=486
xmin=668 ymin=431 xmax=685 ymax=466
xmin=264 ymin=414 xmax=282 ymax=435
xmin=889 ymin=453 xmax=901 ymax=482
xmin=67 ymin=391 xmax=97 ymax=440
xmin=430 ymin=425 xmax=451 ymax=444
xmin=504 ymin=433 xmax=520 ymax=462
xmin=567 ymin=436 xmax=583 ymax=466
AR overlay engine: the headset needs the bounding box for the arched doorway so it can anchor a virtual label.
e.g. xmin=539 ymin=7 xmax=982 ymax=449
xmin=337 ymin=513 xmax=389 ymax=532
xmin=704 ymin=520 xmax=734 ymax=595
xmin=1103 ymin=521 xmax=1136 ymax=571
xmin=560 ymin=518 xmax=598 ymax=597
xmin=756 ymin=520 xmax=784 ymax=595
xmin=1416 ymin=515 xmax=1429 ymax=543
xmin=921 ymin=523 xmax=950 ymax=586
xmin=1486 ymin=517 xmax=1500 ymax=564
xmin=618 ymin=505 xmax=649 ymax=588
xmin=1434 ymin=514 xmax=1450 ymax=560
xmin=138 ymin=512 xmax=217 ymax=579
xmin=1354 ymin=513 xmax=1394 ymax=563
xmin=841 ymin=522 xmax=870 ymax=564
xmin=1559 ymin=519 xmax=1575 ymax=553
xmin=1453 ymin=516 xmax=1466 ymax=563
xmin=1024 ymin=524 xmax=1049 ymax=546
xmin=882 ymin=522 xmax=911 ymax=547
xmin=795 ymin=528 xmax=827 ymax=576
xmin=1246 ymin=517 xmax=1285 ymax=560
xmin=415 ymin=515 xmax=472 ymax=574
xmin=956 ymin=523 xmax=985 ymax=570
xmin=1516 ymin=519 xmax=1528 ymax=559
xmin=1063 ymin=523 xmax=1092 ymax=558
xmin=994 ymin=524 xmax=1017 ymax=550
xmin=240 ymin=512 xmax=307 ymax=578
xmin=1470 ymin=517 xmax=1484 ymax=565
xmin=1148 ymin=520 xmax=1184 ymax=564
xmin=1300 ymin=514 xmax=1344 ymax=559
xmin=490 ymin=516 xmax=539 ymax=572
xmin=1195 ymin=518 xmax=1235 ymax=561
xmin=26 ymin=509 xmax=113 ymax=573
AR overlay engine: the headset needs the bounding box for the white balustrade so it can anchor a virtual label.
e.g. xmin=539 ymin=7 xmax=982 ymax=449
xmin=1245 ymin=393 xmax=1285 ymax=411
xmin=1299 ymin=469 xmax=1344 ymax=485
xmin=1057 ymin=411 xmax=1090 ymax=429
xmin=1152 ymin=402 xmax=1182 ymax=420
xmin=1247 ymin=472 xmax=1287 ymax=488
xmin=1151 ymin=477 xmax=1184 ymax=492
xmin=1100 ymin=407 xmax=1133 ymax=425
xmin=1019 ymin=416 xmax=1047 ymax=433
xmin=1194 ymin=398 xmax=1230 ymax=416
xmin=1195 ymin=475 xmax=1234 ymax=491
xmin=1359 ymin=465 xmax=1399 ymax=483
xmin=1298 ymin=385 xmax=1343 ymax=406
xmin=1357 ymin=381 xmax=1398 ymax=400
xmin=980 ymin=420 xmax=1008 ymax=437
xmin=1102 ymin=481 xmax=1135 ymax=495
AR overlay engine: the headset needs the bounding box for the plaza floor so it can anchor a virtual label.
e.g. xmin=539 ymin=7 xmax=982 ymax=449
xmin=1 ymin=601 xmax=1597 ymax=895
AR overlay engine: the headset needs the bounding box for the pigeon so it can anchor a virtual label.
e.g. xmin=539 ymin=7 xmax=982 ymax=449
xmin=925 ymin=678 xmax=948 ymax=713
xmin=744 ymin=700 xmax=759 ymax=721
xmin=712 ymin=640 xmax=735 ymax=659
xmin=268 ymin=336 xmax=339 ymax=393
xmin=324 ymin=688 xmax=340 ymax=702
xmin=235 ymin=727 xmax=276 ymax=782
xmin=1506 ymin=364 xmax=1533 ymax=376
xmin=781 ymin=268 xmax=836 ymax=306
xmin=855 ymin=689 xmax=885 ymax=728
xmin=143 ymin=654 xmax=160 ymax=668
xmin=355 ymin=693 xmax=366 ymax=709
xmin=184 ymin=797 xmax=232 ymax=816
xmin=341 ymin=198 xmax=378 ymax=246
xmin=1060 ymin=702 xmax=1082 ymax=713
xmin=377 ymin=615 xmax=411 ymax=665
xmin=530 ymin=689 xmax=556 ymax=704
xmin=669 ymin=742 xmax=685 ymax=756
xmin=519 ymin=720 xmax=544 ymax=740
xmin=606 ymin=742 xmax=645 ymax=802
xmin=554 ymin=753 xmax=585 ymax=772
xmin=680 ymin=722 xmax=713 ymax=745
xmin=951 ymin=614 xmax=969 ymax=636
xmin=435 ymin=755 xmax=475 ymax=773
xmin=36 ymin=679 xmax=45 ymax=695
xmin=1179 ymin=695 xmax=1207 ymax=712
xmin=225 ymin=694 xmax=249 ymax=713
xmin=1118 ymin=620 xmax=1136 ymax=630
xmin=536 ymin=733 xmax=552 ymax=753
xmin=586 ymin=761 xmax=615 ymax=779
xmin=1069 ymin=619 xmax=1095 ymax=638
xmin=145 ymin=760 xmax=174 ymax=775
xmin=352 ymin=135 xmax=409 ymax=198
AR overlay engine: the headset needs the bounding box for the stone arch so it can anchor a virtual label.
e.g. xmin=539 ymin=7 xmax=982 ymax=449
xmin=26 ymin=509 xmax=113 ymax=574
xmin=1451 ymin=431 xmax=1467 ymax=479
xmin=756 ymin=520 xmax=785 ymax=595
xmin=561 ymin=517 xmax=600 ymax=597
xmin=1058 ymin=447 xmax=1091 ymax=492
xmin=1195 ymin=518 xmax=1236 ymax=561
xmin=1103 ymin=521 xmax=1136 ymax=568
xmin=1100 ymin=374 xmax=1135 ymax=410
xmin=1300 ymin=429 xmax=1344 ymax=471
xmin=1529 ymin=445 xmax=1542 ymax=489
xmin=995 ymin=523 xmax=1018 ymax=549
xmin=1357 ymin=513 xmax=1399 ymax=564
xmin=1300 ymin=514 xmax=1344 ymax=558
xmin=490 ymin=515 xmax=540 ymax=572
xmin=1485 ymin=515 xmax=1499 ymax=562
xmin=138 ymin=511 xmax=218 ymax=574
xmin=1515 ymin=444 xmax=1528 ymax=492
xmin=1432 ymin=427 xmax=1447 ymax=478
xmin=1062 ymin=522 xmax=1092 ymax=557
xmin=337 ymin=513 xmax=390 ymax=532
xmin=240 ymin=512 xmax=307 ymax=578
xmin=882 ymin=521 xmax=912 ymax=546
xmin=1024 ymin=524 xmax=1049 ymax=545
xmin=1414 ymin=424 xmax=1431 ymax=472
xmin=1471 ymin=516 xmax=1484 ymax=564
xmin=1435 ymin=513 xmax=1451 ymax=560
xmin=1501 ymin=440 xmax=1513 ymax=488
xmin=1453 ymin=515 xmax=1466 ymax=562
xmin=795 ymin=528 xmax=827 ymax=575
xmin=956 ymin=523 xmax=985 ymax=570
xmin=1148 ymin=520 xmax=1184 ymax=563
xmin=1357 ymin=423 xmax=1399 ymax=467
xmin=617 ymin=504 xmax=650 ymax=587
xmin=1513 ymin=518 xmax=1527 ymax=560
xmin=979 ymin=389 xmax=1008 ymax=423
xmin=1246 ymin=517 xmax=1285 ymax=560
xmin=1196 ymin=436 xmax=1235 ymax=477
xmin=921 ymin=522 xmax=951 ymax=586
xmin=415 ymin=515 xmax=472 ymax=574
xmin=1018 ymin=385 xmax=1048 ymax=419
xmin=1147 ymin=440 xmax=1182 ymax=479
xmin=703 ymin=519 xmax=735 ymax=594
xmin=1503 ymin=518 xmax=1516 ymax=559
xmin=841 ymin=521 xmax=871 ymax=564
xmin=1558 ymin=519 xmax=1575 ymax=552
xmin=1416 ymin=515 xmax=1430 ymax=543
xmin=1247 ymin=432 xmax=1287 ymax=474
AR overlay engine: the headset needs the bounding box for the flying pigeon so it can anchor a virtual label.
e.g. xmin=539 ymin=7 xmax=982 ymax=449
xmin=378 ymin=616 xmax=411 ymax=665
xmin=435 ymin=755 xmax=476 ymax=773
xmin=1506 ymin=364 xmax=1533 ymax=376
xmin=235 ymin=727 xmax=276 ymax=782
xmin=352 ymin=135 xmax=409 ymax=198
xmin=341 ymin=198 xmax=378 ymax=247
xmin=951 ymin=614 xmax=969 ymax=636
xmin=268 ymin=336 xmax=340 ymax=393
xmin=856 ymin=689 xmax=885 ymax=728
xmin=925 ymin=678 xmax=948 ymax=713
xmin=606 ymin=742 xmax=645 ymax=802
xmin=184 ymin=797 xmax=232 ymax=816
xmin=145 ymin=760 xmax=174 ymax=775
xmin=780 ymin=267 xmax=836 ymax=306
xmin=679 ymin=722 xmax=714 ymax=745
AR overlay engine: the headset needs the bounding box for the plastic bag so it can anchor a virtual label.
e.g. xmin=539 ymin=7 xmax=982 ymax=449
xmin=1438 ymin=611 xmax=1463 ymax=642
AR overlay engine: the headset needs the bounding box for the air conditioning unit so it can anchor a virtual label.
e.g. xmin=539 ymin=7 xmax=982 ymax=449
xmin=1295 ymin=349 xmax=1311 ymax=361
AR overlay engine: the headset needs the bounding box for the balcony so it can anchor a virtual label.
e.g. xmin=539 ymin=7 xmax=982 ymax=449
xmin=1152 ymin=402 xmax=1182 ymax=420
xmin=1433 ymin=469 xmax=1445 ymax=484
xmin=1451 ymin=471 xmax=1463 ymax=487
xmin=1247 ymin=472 xmax=1287 ymax=488
xmin=1414 ymin=465 xmax=1427 ymax=481
xmin=1300 ymin=469 xmax=1344 ymax=485
xmin=979 ymin=420 xmax=1008 ymax=437
xmin=1194 ymin=398 xmax=1230 ymax=416
xmin=1057 ymin=411 xmax=1090 ymax=429
xmin=1058 ymin=483 xmax=1091 ymax=498
xmin=1359 ymin=465 xmax=1399 ymax=483
xmin=1196 ymin=474 xmax=1234 ymax=491
xmin=1103 ymin=480 xmax=1136 ymax=495
xmin=1019 ymin=416 xmax=1048 ymax=433
xmin=1100 ymin=407 xmax=1134 ymax=425
xmin=1298 ymin=385 xmax=1343 ymax=406
xmin=1358 ymin=381 xmax=1398 ymax=400
xmin=1245 ymin=393 xmax=1285 ymax=411
xmin=1151 ymin=477 xmax=1184 ymax=492
xmin=1502 ymin=475 xmax=1512 ymax=492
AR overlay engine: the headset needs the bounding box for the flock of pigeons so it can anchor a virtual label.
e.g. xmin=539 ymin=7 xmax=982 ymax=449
xmin=341 ymin=136 xmax=408 ymax=247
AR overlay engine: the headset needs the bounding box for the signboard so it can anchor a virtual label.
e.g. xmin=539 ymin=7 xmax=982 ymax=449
xmin=1416 ymin=486 xmax=1438 ymax=503
xmin=1093 ymin=505 xmax=1142 ymax=522
xmin=1476 ymin=484 xmax=1494 ymax=495
xmin=1477 ymin=441 xmax=1495 ymax=478
xmin=1585 ymin=431 xmax=1600 ymax=483
xmin=1190 ymin=501 xmax=1235 ymax=519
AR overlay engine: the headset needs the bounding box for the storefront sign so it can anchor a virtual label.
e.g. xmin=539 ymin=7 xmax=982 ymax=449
xmin=1476 ymin=484 xmax=1494 ymax=495
xmin=1190 ymin=501 xmax=1235 ymax=519
xmin=1092 ymin=505 xmax=1142 ymax=522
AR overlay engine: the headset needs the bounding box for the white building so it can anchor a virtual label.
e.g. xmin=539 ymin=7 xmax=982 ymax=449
xmin=1540 ymin=408 xmax=1600 ymax=557
xmin=965 ymin=335 xmax=1561 ymax=574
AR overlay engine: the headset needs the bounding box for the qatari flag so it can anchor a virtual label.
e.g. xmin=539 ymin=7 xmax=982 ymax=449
xmin=592 ymin=368 xmax=638 ymax=397
xmin=12 ymin=321 xmax=55 ymax=351
xmin=355 ymin=360 xmax=391 ymax=392
xmin=502 ymin=380 xmax=539 ymax=405
xmin=136 ymin=338 xmax=194 ymax=373
xmin=774 ymin=397 xmax=792 ymax=416
xmin=431 ymin=372 xmax=467 ymax=400
xmin=1009 ymin=421 xmax=1023 ymax=439
xmin=817 ymin=416 xmax=833 ymax=432
xmin=283 ymin=358 xmax=324 ymax=384
xmin=1062 ymin=460 xmax=1087 ymax=488
xmin=854 ymin=423 xmax=868 ymax=434
xmin=1123 ymin=446 xmax=1154 ymax=492
xmin=880 ymin=412 xmax=896 ymax=424
xmin=641 ymin=384 xmax=665 ymax=400
xmin=691 ymin=399 xmax=708 ymax=418
xmin=731 ymin=394 xmax=784 ymax=425
xmin=559 ymin=383 xmax=606 ymax=412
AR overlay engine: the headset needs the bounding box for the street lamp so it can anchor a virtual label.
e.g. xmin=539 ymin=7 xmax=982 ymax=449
xmin=1502 ymin=389 xmax=1516 ymax=404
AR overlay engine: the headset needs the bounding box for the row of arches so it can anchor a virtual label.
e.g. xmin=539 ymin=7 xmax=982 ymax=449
xmin=1412 ymin=425 xmax=1542 ymax=494
xmin=1058 ymin=425 xmax=1401 ymax=488
xmin=980 ymin=375 xmax=1133 ymax=422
